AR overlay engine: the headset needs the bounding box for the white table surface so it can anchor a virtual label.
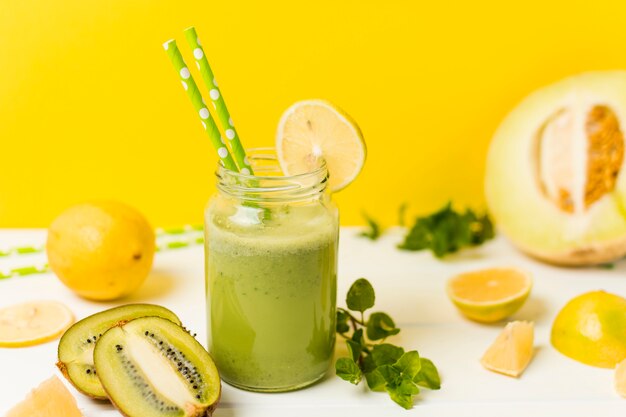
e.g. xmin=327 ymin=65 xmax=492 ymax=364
xmin=0 ymin=227 xmax=625 ymax=417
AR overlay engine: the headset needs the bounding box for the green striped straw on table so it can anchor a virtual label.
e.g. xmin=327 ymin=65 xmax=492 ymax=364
xmin=184 ymin=27 xmax=253 ymax=175
xmin=0 ymin=226 xmax=205 ymax=280
xmin=163 ymin=39 xmax=238 ymax=172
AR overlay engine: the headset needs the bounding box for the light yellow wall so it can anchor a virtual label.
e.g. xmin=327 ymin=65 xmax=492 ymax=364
xmin=1 ymin=0 xmax=624 ymax=227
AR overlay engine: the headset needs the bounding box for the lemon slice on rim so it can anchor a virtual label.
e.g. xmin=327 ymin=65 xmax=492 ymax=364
xmin=276 ymin=100 xmax=366 ymax=192
xmin=446 ymin=267 xmax=532 ymax=323
xmin=0 ymin=301 xmax=74 ymax=347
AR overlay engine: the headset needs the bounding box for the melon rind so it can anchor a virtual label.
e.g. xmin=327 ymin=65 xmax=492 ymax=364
xmin=485 ymin=71 xmax=626 ymax=265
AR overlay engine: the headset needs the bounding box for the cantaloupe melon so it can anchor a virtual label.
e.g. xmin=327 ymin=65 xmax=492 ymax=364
xmin=486 ymin=71 xmax=626 ymax=265
xmin=5 ymin=376 xmax=82 ymax=417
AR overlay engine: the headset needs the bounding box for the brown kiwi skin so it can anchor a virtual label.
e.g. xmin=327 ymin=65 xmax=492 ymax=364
xmin=55 ymin=304 xmax=181 ymax=400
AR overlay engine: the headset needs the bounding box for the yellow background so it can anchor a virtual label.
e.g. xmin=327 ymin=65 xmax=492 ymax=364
xmin=1 ymin=0 xmax=624 ymax=227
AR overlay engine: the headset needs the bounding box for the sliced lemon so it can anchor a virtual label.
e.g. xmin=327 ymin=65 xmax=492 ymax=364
xmin=6 ymin=376 xmax=82 ymax=417
xmin=481 ymin=321 xmax=534 ymax=377
xmin=447 ymin=267 xmax=532 ymax=323
xmin=616 ymin=359 xmax=626 ymax=398
xmin=276 ymin=99 xmax=366 ymax=192
xmin=0 ymin=301 xmax=74 ymax=347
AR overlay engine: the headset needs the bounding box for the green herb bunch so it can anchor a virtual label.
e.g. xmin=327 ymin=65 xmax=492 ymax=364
xmin=335 ymin=278 xmax=441 ymax=409
xmin=398 ymin=202 xmax=494 ymax=257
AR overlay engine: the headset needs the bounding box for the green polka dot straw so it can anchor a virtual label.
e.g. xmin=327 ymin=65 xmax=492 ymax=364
xmin=184 ymin=27 xmax=253 ymax=175
xmin=163 ymin=39 xmax=238 ymax=172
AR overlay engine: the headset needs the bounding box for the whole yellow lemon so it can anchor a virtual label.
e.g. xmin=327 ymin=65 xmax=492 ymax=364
xmin=551 ymin=290 xmax=626 ymax=368
xmin=46 ymin=202 xmax=155 ymax=300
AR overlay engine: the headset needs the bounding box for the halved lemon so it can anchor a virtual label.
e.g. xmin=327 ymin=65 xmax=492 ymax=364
xmin=0 ymin=301 xmax=74 ymax=347
xmin=551 ymin=290 xmax=626 ymax=368
xmin=447 ymin=267 xmax=533 ymax=323
xmin=276 ymin=99 xmax=366 ymax=192
xmin=481 ymin=321 xmax=535 ymax=377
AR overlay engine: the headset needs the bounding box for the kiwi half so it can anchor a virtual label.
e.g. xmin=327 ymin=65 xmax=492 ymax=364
xmin=94 ymin=316 xmax=221 ymax=417
xmin=57 ymin=304 xmax=180 ymax=399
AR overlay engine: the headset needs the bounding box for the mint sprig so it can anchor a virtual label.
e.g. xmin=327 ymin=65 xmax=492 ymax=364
xmin=359 ymin=212 xmax=383 ymax=241
xmin=398 ymin=202 xmax=494 ymax=258
xmin=336 ymin=278 xmax=441 ymax=409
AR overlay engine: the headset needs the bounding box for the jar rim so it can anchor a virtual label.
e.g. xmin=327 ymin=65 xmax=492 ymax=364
xmin=215 ymin=147 xmax=327 ymax=181
xmin=215 ymin=147 xmax=329 ymax=201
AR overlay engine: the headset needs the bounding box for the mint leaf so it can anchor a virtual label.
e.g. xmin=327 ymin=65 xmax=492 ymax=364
xmin=371 ymin=343 xmax=404 ymax=366
xmin=336 ymin=310 xmax=350 ymax=333
xmin=336 ymin=358 xmax=362 ymax=385
xmin=381 ymin=361 xmax=422 ymax=409
xmin=398 ymin=202 xmax=494 ymax=258
xmin=359 ymin=212 xmax=382 ymax=240
xmin=413 ymin=358 xmax=441 ymax=390
xmin=362 ymin=354 xmax=377 ymax=373
xmin=367 ymin=312 xmax=400 ymax=340
xmin=351 ymin=328 xmax=365 ymax=346
xmin=393 ymin=351 xmax=421 ymax=380
xmin=365 ymin=369 xmax=386 ymax=391
xmin=377 ymin=364 xmax=402 ymax=386
xmin=346 ymin=278 xmax=375 ymax=313
xmin=346 ymin=340 xmax=362 ymax=362
xmin=386 ymin=379 xmax=420 ymax=409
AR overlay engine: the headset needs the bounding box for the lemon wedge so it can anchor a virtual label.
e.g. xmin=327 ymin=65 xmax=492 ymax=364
xmin=0 ymin=301 xmax=74 ymax=347
xmin=276 ymin=100 xmax=366 ymax=192
xmin=6 ymin=376 xmax=82 ymax=417
xmin=481 ymin=321 xmax=535 ymax=378
xmin=447 ymin=267 xmax=532 ymax=323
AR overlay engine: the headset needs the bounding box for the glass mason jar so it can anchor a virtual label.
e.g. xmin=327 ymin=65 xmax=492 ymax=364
xmin=204 ymin=148 xmax=339 ymax=392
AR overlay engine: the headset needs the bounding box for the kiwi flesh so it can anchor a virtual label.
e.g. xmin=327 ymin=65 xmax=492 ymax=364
xmin=94 ymin=316 xmax=221 ymax=417
xmin=56 ymin=304 xmax=180 ymax=399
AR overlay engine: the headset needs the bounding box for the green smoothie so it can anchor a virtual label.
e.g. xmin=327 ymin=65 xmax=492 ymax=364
xmin=205 ymin=203 xmax=338 ymax=391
